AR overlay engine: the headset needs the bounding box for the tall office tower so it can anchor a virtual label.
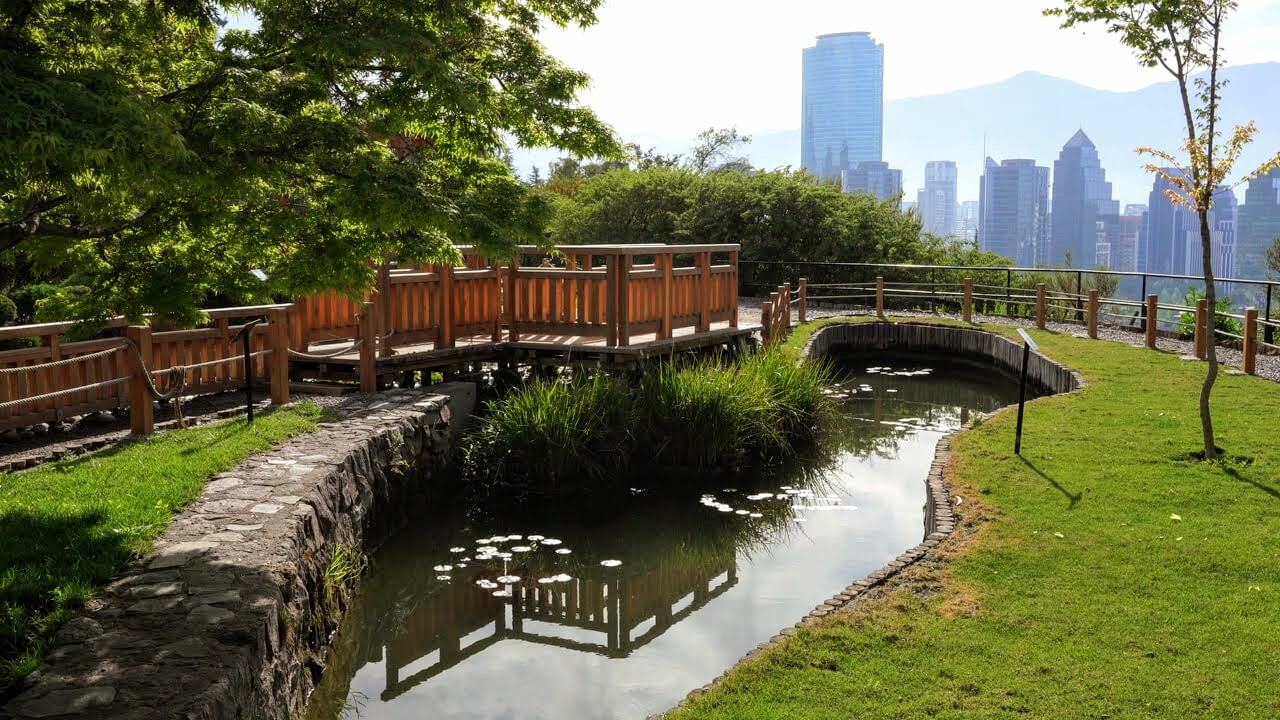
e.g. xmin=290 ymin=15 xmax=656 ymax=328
xmin=1050 ymin=130 xmax=1118 ymax=267
xmin=1143 ymin=169 xmax=1198 ymax=274
xmin=917 ymin=161 xmax=959 ymax=237
xmin=842 ymin=161 xmax=903 ymax=202
xmin=1237 ymin=168 xmax=1280 ymax=279
xmin=1186 ymin=187 xmax=1238 ymax=276
xmin=1114 ymin=205 xmax=1147 ymax=272
xmin=978 ymin=158 xmax=1050 ymax=265
xmin=801 ymin=32 xmax=884 ymax=181
xmin=955 ymin=201 xmax=980 ymax=241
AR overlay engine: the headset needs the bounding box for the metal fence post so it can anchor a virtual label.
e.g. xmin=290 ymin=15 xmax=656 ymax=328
xmin=1006 ymin=268 xmax=1013 ymax=317
xmin=1140 ymin=274 xmax=1148 ymax=333
xmin=1266 ymin=285 xmax=1275 ymax=345
xmin=1076 ymin=271 xmax=1084 ymax=323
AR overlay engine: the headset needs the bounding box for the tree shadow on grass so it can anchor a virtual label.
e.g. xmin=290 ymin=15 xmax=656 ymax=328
xmin=1222 ymin=465 xmax=1280 ymax=502
xmin=1019 ymin=456 xmax=1083 ymax=509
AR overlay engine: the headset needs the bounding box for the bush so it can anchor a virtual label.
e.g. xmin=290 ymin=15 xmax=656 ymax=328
xmin=462 ymin=349 xmax=834 ymax=497
xmin=1176 ymin=288 xmax=1243 ymax=338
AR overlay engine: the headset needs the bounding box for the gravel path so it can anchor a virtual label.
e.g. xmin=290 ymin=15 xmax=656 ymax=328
xmin=738 ymin=297 xmax=1280 ymax=384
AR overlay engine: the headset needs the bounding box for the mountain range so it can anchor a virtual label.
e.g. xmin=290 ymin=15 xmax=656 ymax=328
xmin=514 ymin=62 xmax=1280 ymax=207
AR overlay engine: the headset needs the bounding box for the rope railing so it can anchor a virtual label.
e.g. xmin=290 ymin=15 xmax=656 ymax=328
xmin=0 ymin=378 xmax=130 ymax=413
xmin=0 ymin=344 xmax=127 ymax=376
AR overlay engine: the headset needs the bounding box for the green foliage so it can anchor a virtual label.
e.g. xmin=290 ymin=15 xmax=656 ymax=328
xmin=0 ymin=402 xmax=323 ymax=694
xmin=1176 ymin=288 xmax=1242 ymax=338
xmin=1 ymin=1 xmax=618 ymax=324
xmin=461 ymin=350 xmax=834 ymax=497
xmin=1267 ymin=236 xmax=1280 ymax=279
xmin=0 ymin=294 xmax=15 ymax=326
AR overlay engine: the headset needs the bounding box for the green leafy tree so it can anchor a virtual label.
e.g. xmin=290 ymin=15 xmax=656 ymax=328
xmin=1267 ymin=236 xmax=1280 ymax=279
xmin=1 ymin=1 xmax=618 ymax=324
xmin=1047 ymin=0 xmax=1280 ymax=460
xmin=686 ymin=127 xmax=752 ymax=174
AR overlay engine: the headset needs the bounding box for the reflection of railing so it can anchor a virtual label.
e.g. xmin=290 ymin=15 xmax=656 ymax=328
xmin=380 ymin=553 xmax=738 ymax=700
xmin=754 ymin=260 xmax=1274 ymax=376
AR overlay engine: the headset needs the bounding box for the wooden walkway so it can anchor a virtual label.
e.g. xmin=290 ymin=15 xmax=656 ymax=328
xmin=1 ymin=244 xmax=756 ymax=435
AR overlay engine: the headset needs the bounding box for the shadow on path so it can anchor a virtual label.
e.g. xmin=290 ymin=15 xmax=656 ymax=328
xmin=1019 ymin=456 xmax=1083 ymax=509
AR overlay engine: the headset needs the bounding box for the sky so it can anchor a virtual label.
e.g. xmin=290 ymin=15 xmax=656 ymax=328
xmin=536 ymin=0 xmax=1280 ymax=139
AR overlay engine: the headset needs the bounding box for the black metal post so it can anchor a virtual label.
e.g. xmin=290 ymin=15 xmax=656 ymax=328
xmin=1015 ymin=340 xmax=1030 ymax=455
xmin=1006 ymin=268 xmax=1013 ymax=317
xmin=235 ymin=318 xmax=265 ymax=424
xmin=930 ymin=267 xmax=936 ymax=313
xmin=1267 ymin=284 xmax=1275 ymax=345
xmin=1140 ymin=274 xmax=1148 ymax=332
xmin=1076 ymin=271 xmax=1084 ymax=324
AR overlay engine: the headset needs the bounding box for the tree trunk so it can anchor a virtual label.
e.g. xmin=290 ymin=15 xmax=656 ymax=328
xmin=1198 ymin=209 xmax=1219 ymax=461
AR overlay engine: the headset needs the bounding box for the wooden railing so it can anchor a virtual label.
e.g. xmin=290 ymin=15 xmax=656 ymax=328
xmin=761 ymin=279 xmax=807 ymax=347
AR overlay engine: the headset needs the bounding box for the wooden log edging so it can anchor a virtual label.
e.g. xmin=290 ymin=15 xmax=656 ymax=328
xmin=662 ymin=321 xmax=1084 ymax=716
xmin=2 ymin=385 xmax=475 ymax=720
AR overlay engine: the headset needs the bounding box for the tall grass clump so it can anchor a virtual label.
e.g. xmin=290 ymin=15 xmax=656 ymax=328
xmin=462 ymin=348 xmax=835 ymax=496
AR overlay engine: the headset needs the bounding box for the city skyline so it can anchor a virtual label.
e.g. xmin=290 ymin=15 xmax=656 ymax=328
xmin=801 ymin=32 xmax=884 ymax=180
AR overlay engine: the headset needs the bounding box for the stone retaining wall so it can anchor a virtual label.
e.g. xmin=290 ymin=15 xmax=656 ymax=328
xmin=803 ymin=321 xmax=1082 ymax=395
xmin=2 ymin=384 xmax=475 ymax=720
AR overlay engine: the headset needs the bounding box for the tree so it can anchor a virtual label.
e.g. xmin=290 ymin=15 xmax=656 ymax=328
xmin=1267 ymin=236 xmax=1280 ymax=278
xmin=1 ymin=1 xmax=618 ymax=324
xmin=1046 ymin=0 xmax=1280 ymax=461
xmin=687 ymin=127 xmax=752 ymax=174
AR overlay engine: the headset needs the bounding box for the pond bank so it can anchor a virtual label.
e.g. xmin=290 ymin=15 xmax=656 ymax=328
xmin=2 ymin=385 xmax=474 ymax=720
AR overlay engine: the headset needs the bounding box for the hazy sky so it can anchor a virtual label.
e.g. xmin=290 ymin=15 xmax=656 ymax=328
xmin=538 ymin=0 xmax=1280 ymax=139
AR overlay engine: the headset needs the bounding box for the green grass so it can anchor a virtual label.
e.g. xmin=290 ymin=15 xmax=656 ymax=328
xmin=670 ymin=316 xmax=1280 ymax=720
xmin=462 ymin=348 xmax=834 ymax=497
xmin=0 ymin=403 xmax=323 ymax=695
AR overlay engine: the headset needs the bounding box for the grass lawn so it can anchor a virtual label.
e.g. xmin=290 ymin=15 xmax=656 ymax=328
xmin=0 ymin=402 xmax=323 ymax=695
xmin=671 ymin=316 xmax=1280 ymax=719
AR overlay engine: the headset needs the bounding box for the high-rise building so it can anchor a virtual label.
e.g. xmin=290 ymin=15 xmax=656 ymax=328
xmin=1143 ymin=171 xmax=1239 ymax=276
xmin=1186 ymin=188 xmax=1237 ymax=277
xmin=1113 ymin=205 xmax=1146 ymax=272
xmin=956 ymin=201 xmax=980 ymax=241
xmin=1237 ymin=168 xmax=1280 ymax=279
xmin=842 ymin=161 xmax=902 ymax=202
xmin=801 ymin=32 xmax=884 ymax=181
xmin=979 ymin=158 xmax=1050 ymax=265
xmin=1050 ymin=130 xmax=1118 ymax=267
xmin=917 ymin=161 xmax=958 ymax=237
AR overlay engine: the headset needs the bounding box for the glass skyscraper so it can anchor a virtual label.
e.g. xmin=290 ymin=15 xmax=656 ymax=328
xmin=1237 ymin=168 xmax=1280 ymax=279
xmin=918 ymin=161 xmax=958 ymax=237
xmin=1050 ymin=130 xmax=1118 ymax=268
xmin=979 ymin=158 xmax=1050 ymax=265
xmin=801 ymin=32 xmax=884 ymax=181
xmin=841 ymin=161 xmax=902 ymax=202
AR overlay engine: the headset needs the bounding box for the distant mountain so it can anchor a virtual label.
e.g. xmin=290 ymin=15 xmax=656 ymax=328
xmin=745 ymin=62 xmax=1280 ymax=205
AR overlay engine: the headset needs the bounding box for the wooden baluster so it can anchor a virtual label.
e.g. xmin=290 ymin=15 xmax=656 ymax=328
xmin=697 ymin=251 xmax=711 ymax=333
xmin=783 ymin=281 xmax=792 ymax=330
xmin=659 ymin=253 xmax=673 ymax=340
xmin=963 ymin=278 xmax=973 ymax=324
xmin=491 ymin=264 xmax=503 ymax=343
xmin=359 ymin=302 xmax=377 ymax=392
xmin=506 ymin=258 xmax=520 ymax=343
xmin=267 ymin=309 xmax=290 ymax=404
xmin=1194 ymin=298 xmax=1208 ymax=360
xmin=798 ymin=277 xmax=808 ymax=323
xmin=1087 ymin=290 xmax=1100 ymax=339
xmin=618 ymin=255 xmax=632 ymax=347
xmin=1244 ymin=307 xmax=1258 ymax=375
xmin=1035 ymin=283 xmax=1047 ymax=330
xmin=605 ymin=256 xmax=618 ymax=347
xmin=1146 ymin=294 xmax=1159 ymax=349
xmin=124 ymin=325 xmax=153 ymax=435
xmin=761 ymin=301 xmax=773 ymax=347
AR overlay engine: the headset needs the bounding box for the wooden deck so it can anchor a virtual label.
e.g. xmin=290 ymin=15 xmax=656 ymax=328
xmin=2 ymin=244 xmax=758 ymax=433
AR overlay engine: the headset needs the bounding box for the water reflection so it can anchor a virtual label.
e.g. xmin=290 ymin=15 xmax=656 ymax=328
xmin=306 ymin=354 xmax=1027 ymax=720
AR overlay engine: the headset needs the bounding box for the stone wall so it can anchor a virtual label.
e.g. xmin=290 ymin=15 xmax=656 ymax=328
xmin=2 ymin=384 xmax=475 ymax=720
xmin=803 ymin=322 xmax=1082 ymax=395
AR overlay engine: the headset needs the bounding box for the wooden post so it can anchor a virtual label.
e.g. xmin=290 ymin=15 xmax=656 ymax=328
xmin=267 ymin=309 xmax=290 ymax=405
xmin=490 ymin=262 xmax=503 ymax=343
xmin=1146 ymin=294 xmax=1159 ymax=349
xmin=963 ymin=278 xmax=973 ymax=323
xmin=697 ymin=251 xmax=712 ymax=333
xmin=506 ymin=259 xmax=520 ymax=343
xmin=659 ymin=252 xmax=673 ymax=340
xmin=729 ymin=250 xmax=740 ymax=329
xmin=605 ymin=255 xmax=618 ymax=347
xmin=875 ymin=276 xmax=885 ymax=319
xmin=798 ymin=277 xmax=808 ymax=323
xmin=376 ymin=262 xmax=391 ymax=358
xmin=1035 ymin=283 xmax=1047 ymax=329
xmin=124 ymin=325 xmax=154 ymax=435
xmin=761 ymin=300 xmax=773 ymax=347
xmin=358 ymin=302 xmax=377 ymax=393
xmin=1244 ymin=307 xmax=1258 ymax=375
xmin=782 ymin=281 xmax=792 ymax=330
xmin=1195 ymin=298 xmax=1208 ymax=360
xmin=1087 ymin=290 xmax=1100 ymax=339
xmin=438 ymin=263 xmax=455 ymax=349
xmin=618 ymin=255 xmax=632 ymax=347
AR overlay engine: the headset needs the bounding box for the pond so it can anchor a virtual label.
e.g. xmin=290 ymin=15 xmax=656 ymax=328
xmin=305 ymin=354 xmax=1028 ymax=720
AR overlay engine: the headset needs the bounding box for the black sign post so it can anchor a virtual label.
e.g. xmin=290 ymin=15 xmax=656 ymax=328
xmin=1014 ymin=328 xmax=1037 ymax=455
xmin=234 ymin=318 xmax=266 ymax=424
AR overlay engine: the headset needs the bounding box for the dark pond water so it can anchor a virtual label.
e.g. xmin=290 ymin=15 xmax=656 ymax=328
xmin=306 ymin=354 xmax=1027 ymax=720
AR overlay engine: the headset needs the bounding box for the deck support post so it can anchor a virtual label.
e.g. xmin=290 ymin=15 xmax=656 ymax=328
xmin=761 ymin=301 xmax=773 ymax=347
xmin=798 ymin=277 xmax=808 ymax=323
xmin=358 ymin=302 xmax=377 ymax=393
xmin=1195 ymin=298 xmax=1209 ymax=360
xmin=1244 ymin=307 xmax=1258 ymax=375
xmin=729 ymin=251 xmax=740 ymax=328
xmin=605 ymin=255 xmax=618 ymax=347
xmin=696 ymin=251 xmax=712 ymax=333
xmin=1035 ymin=283 xmax=1046 ymax=329
xmin=506 ymin=258 xmax=520 ymax=343
xmin=124 ymin=325 xmax=154 ymax=436
xmin=658 ymin=253 xmax=673 ymax=340
xmin=376 ymin=262 xmax=392 ymax=358
xmin=438 ymin=263 xmax=455 ymax=349
xmin=963 ymin=278 xmax=973 ymax=323
xmin=1146 ymin=295 xmax=1159 ymax=349
xmin=618 ymin=255 xmax=632 ymax=347
xmin=875 ymin=276 xmax=885 ymax=319
xmin=267 ymin=309 xmax=290 ymax=405
xmin=1087 ymin=290 xmax=1100 ymax=339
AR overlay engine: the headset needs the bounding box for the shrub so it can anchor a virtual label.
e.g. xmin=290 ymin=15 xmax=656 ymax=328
xmin=1176 ymin=288 xmax=1243 ymax=338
